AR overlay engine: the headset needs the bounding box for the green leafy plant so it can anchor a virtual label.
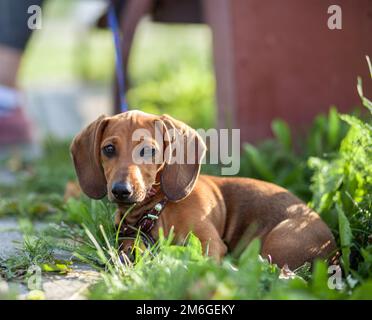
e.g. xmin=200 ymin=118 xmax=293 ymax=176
xmin=83 ymin=228 xmax=362 ymax=300
xmin=42 ymin=198 xmax=118 ymax=268
xmin=240 ymin=106 xmax=349 ymax=201
xmin=309 ymin=57 xmax=372 ymax=283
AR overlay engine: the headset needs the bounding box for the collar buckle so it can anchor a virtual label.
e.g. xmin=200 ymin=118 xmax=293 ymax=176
xmin=146 ymin=213 xmax=159 ymax=220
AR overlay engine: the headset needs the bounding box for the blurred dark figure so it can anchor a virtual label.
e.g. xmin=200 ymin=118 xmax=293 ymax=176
xmin=0 ymin=0 xmax=44 ymax=154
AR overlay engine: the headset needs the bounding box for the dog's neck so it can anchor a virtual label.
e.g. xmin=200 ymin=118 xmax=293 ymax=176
xmin=117 ymin=184 xmax=165 ymax=226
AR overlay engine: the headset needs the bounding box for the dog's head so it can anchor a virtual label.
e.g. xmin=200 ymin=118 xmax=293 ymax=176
xmin=70 ymin=110 xmax=206 ymax=205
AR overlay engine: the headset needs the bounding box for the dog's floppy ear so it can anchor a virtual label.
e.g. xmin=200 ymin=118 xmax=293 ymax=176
xmin=160 ymin=114 xmax=206 ymax=202
xmin=70 ymin=115 xmax=108 ymax=199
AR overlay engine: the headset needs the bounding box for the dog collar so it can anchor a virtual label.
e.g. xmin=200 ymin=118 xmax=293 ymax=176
xmin=121 ymin=198 xmax=168 ymax=246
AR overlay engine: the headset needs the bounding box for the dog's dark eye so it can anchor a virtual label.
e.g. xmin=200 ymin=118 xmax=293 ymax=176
xmin=140 ymin=146 xmax=156 ymax=158
xmin=103 ymin=144 xmax=115 ymax=157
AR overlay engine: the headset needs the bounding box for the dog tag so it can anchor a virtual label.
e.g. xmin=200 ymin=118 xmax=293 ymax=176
xmin=154 ymin=203 xmax=163 ymax=212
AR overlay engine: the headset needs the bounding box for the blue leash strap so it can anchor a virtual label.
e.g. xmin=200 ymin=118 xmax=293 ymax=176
xmin=107 ymin=1 xmax=128 ymax=112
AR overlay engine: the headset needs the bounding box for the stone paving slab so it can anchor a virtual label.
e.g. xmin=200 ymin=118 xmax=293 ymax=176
xmin=40 ymin=264 xmax=100 ymax=300
xmin=0 ymin=218 xmax=100 ymax=300
xmin=0 ymin=218 xmax=24 ymax=260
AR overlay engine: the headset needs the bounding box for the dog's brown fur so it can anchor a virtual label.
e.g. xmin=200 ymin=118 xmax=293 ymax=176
xmin=71 ymin=110 xmax=336 ymax=269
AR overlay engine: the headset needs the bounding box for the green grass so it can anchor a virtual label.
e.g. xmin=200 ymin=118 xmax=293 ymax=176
xmin=12 ymin=195 xmax=369 ymax=300
xmin=239 ymin=107 xmax=352 ymax=201
xmin=0 ymin=235 xmax=71 ymax=284
xmin=85 ymin=237 xmax=372 ymax=300
xmin=0 ymin=139 xmax=74 ymax=220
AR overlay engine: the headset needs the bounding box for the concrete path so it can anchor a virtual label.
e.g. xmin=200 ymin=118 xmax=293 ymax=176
xmin=0 ymin=218 xmax=100 ymax=300
xmin=0 ymin=218 xmax=24 ymax=260
xmin=1 ymin=84 xmax=110 ymax=299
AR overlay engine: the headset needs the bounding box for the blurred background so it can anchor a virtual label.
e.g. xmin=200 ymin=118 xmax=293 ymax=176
xmin=4 ymin=0 xmax=215 ymax=145
xmin=0 ymin=0 xmax=371 ymax=191
xmin=1 ymin=0 xmax=371 ymax=148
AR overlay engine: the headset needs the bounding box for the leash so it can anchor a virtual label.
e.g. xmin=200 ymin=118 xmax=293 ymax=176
xmin=107 ymin=0 xmax=128 ymax=112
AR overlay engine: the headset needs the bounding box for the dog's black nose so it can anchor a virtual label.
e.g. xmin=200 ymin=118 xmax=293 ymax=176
xmin=111 ymin=182 xmax=133 ymax=201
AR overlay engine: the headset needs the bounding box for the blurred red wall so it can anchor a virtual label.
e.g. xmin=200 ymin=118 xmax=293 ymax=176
xmin=208 ymin=0 xmax=372 ymax=142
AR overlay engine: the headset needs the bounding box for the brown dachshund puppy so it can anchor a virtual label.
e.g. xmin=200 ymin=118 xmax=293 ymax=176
xmin=70 ymin=110 xmax=336 ymax=269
